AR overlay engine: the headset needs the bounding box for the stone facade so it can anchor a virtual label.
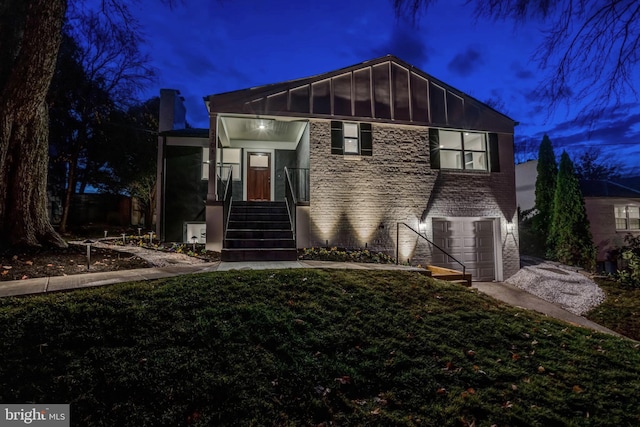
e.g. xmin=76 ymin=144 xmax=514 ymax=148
xmin=307 ymin=120 xmax=519 ymax=280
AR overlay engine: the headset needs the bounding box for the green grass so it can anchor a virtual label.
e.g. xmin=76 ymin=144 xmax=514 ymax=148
xmin=1 ymin=270 xmax=639 ymax=426
xmin=587 ymin=277 xmax=640 ymax=341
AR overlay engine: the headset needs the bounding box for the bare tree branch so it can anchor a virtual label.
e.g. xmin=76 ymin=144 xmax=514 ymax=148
xmin=392 ymin=0 xmax=640 ymax=122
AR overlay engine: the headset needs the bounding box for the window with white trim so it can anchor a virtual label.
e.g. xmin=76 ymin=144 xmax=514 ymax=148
xmin=438 ymin=130 xmax=487 ymax=170
xmin=343 ymin=123 xmax=359 ymax=154
xmin=615 ymin=205 xmax=640 ymax=230
xmin=203 ymin=147 xmax=241 ymax=181
xmin=330 ymin=121 xmax=372 ymax=156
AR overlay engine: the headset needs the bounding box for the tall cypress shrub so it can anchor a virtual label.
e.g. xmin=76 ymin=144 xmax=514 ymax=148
xmin=533 ymin=135 xmax=557 ymax=237
xmin=547 ymin=151 xmax=596 ymax=270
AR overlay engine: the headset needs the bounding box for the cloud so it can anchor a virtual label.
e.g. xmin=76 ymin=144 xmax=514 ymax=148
xmin=447 ymin=47 xmax=484 ymax=77
xmin=510 ymin=61 xmax=535 ymax=80
xmin=370 ymin=22 xmax=431 ymax=66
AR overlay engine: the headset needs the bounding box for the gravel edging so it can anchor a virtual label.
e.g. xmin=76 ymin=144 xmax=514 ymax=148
xmin=505 ymin=262 xmax=605 ymax=315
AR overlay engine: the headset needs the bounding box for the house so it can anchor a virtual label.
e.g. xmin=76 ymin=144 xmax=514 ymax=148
xmin=156 ymin=55 xmax=520 ymax=281
xmin=580 ymin=180 xmax=640 ymax=271
xmin=514 ymin=159 xmax=537 ymax=213
xmin=515 ymin=160 xmax=640 ymax=271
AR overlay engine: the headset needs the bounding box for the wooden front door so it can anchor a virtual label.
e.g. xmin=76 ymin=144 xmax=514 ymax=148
xmin=247 ymin=152 xmax=271 ymax=201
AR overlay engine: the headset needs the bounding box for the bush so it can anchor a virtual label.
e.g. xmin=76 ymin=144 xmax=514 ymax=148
xmin=617 ymin=250 xmax=640 ymax=287
xmin=299 ymin=247 xmax=395 ymax=264
xmin=616 ymin=234 xmax=640 ymax=288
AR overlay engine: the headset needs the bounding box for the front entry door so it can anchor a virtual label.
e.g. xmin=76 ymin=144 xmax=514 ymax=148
xmin=247 ymin=152 xmax=271 ymax=201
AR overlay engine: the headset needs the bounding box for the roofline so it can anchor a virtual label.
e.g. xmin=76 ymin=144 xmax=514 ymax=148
xmin=203 ymin=54 xmax=517 ymax=124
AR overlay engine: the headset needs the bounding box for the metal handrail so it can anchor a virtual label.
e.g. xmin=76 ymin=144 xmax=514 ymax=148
xmin=222 ymin=168 xmax=233 ymax=243
xmin=396 ymin=222 xmax=467 ymax=278
xmin=284 ymin=166 xmax=296 ymax=241
xmin=285 ymin=167 xmax=309 ymax=203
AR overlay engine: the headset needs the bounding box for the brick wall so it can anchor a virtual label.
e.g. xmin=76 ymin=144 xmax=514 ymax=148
xmin=307 ymin=120 xmax=520 ymax=279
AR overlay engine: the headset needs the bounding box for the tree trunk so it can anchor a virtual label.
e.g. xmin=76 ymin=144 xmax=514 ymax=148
xmin=0 ymin=0 xmax=68 ymax=248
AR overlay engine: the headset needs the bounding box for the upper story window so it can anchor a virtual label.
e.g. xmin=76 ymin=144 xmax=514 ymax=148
xmin=429 ymin=128 xmax=500 ymax=172
xmin=343 ymin=123 xmax=360 ymax=154
xmin=331 ymin=121 xmax=372 ymax=156
xmin=438 ymin=130 xmax=487 ymax=170
xmin=615 ymin=205 xmax=640 ymax=230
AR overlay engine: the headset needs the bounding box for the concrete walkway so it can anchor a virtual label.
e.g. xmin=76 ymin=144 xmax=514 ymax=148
xmin=0 ymin=260 xmax=623 ymax=337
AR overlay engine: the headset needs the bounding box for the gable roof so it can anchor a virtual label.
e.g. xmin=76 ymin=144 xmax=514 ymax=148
xmin=580 ymin=180 xmax=640 ymax=198
xmin=204 ymin=55 xmax=516 ymax=133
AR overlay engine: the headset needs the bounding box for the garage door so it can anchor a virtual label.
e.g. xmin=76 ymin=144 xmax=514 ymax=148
xmin=432 ymin=219 xmax=495 ymax=281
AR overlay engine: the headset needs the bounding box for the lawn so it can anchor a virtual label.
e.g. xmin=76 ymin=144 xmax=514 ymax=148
xmin=587 ymin=277 xmax=640 ymax=341
xmin=1 ymin=269 xmax=639 ymax=426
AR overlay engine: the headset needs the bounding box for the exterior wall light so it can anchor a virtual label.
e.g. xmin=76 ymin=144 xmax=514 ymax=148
xmin=418 ymin=221 xmax=427 ymax=234
xmin=507 ymin=221 xmax=514 ymax=234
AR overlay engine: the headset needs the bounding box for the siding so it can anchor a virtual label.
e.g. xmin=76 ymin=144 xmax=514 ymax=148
xmin=307 ymin=120 xmax=519 ymax=279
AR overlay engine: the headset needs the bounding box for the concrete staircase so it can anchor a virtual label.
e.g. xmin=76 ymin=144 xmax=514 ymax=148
xmin=221 ymin=201 xmax=297 ymax=262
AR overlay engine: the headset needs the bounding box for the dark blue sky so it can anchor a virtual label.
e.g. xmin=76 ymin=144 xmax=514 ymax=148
xmin=129 ymin=0 xmax=640 ymax=173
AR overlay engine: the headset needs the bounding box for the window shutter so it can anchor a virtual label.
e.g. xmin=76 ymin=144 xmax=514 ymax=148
xmin=331 ymin=121 xmax=343 ymax=155
xmin=360 ymin=123 xmax=372 ymax=156
xmin=429 ymin=128 xmax=440 ymax=169
xmin=488 ymin=133 xmax=500 ymax=172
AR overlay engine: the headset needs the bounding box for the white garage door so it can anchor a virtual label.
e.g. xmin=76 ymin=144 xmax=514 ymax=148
xmin=432 ymin=219 xmax=496 ymax=281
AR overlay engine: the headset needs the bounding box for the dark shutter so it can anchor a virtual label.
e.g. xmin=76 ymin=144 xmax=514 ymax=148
xmin=429 ymin=128 xmax=440 ymax=169
xmin=488 ymin=133 xmax=500 ymax=172
xmin=331 ymin=121 xmax=343 ymax=155
xmin=360 ymin=123 xmax=372 ymax=156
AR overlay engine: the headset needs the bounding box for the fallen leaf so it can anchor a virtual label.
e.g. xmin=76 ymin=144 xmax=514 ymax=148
xmin=572 ymin=385 xmax=584 ymax=393
xmin=370 ymin=407 xmax=381 ymax=415
xmin=436 ymin=387 xmax=447 ymax=395
xmin=46 ymin=264 xmax=54 ymax=267
xmin=537 ymin=366 xmax=546 ymax=373
xmin=1 ymin=270 xmax=8 ymax=276
xmin=24 ymin=260 xmax=33 ymax=265
xmin=11 ymin=255 xmax=18 ymax=261
xmin=334 ymin=376 xmax=351 ymax=385
xmin=511 ymin=384 xmax=518 ymax=391
xmin=467 ymin=387 xmax=476 ymax=394
xmin=502 ymin=401 xmax=513 ymax=408
xmin=511 ymin=353 xmax=520 ymax=361
xmin=21 ymin=275 xmax=28 ymax=280
xmin=2 ymin=266 xmax=12 ymax=269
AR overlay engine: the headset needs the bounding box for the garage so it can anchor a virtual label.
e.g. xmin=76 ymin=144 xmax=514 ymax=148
xmin=432 ymin=218 xmax=496 ymax=281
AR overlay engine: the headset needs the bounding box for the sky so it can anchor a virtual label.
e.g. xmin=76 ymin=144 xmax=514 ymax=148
xmin=126 ymin=0 xmax=640 ymax=174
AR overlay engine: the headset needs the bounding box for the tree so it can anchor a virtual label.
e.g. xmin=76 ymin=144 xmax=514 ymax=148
xmin=95 ymin=97 xmax=160 ymax=226
xmin=547 ymin=151 xmax=596 ymax=269
xmin=533 ymin=134 xmax=557 ymax=237
xmin=0 ymin=0 xmax=68 ymax=248
xmin=50 ymin=10 xmax=153 ymax=234
xmin=393 ymin=0 xmax=640 ymax=119
xmin=573 ymin=147 xmax=623 ymax=181
xmin=0 ymin=0 xmax=159 ymax=247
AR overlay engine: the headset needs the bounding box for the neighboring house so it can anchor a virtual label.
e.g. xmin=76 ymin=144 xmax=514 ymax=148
xmin=156 ymin=55 xmax=520 ymax=281
xmin=580 ymin=180 xmax=640 ymax=271
xmin=515 ymin=159 xmax=537 ymax=213
xmin=515 ymin=160 xmax=640 ymax=271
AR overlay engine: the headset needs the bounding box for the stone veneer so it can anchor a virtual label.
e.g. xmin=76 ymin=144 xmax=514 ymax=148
xmin=307 ymin=120 xmax=520 ymax=280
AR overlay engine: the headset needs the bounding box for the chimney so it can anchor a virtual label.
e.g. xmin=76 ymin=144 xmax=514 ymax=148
xmin=159 ymin=89 xmax=187 ymax=132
